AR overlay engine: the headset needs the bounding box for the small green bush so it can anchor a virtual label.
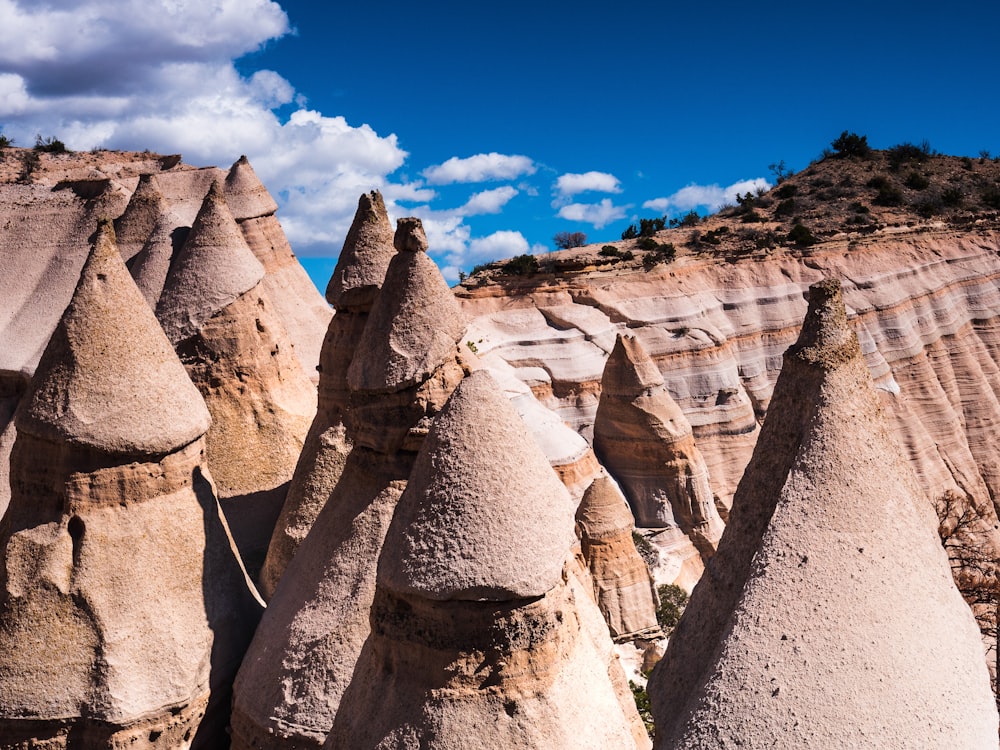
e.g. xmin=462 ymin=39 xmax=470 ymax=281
xmin=981 ymin=186 xmax=1000 ymax=210
xmin=656 ymin=584 xmax=689 ymax=632
xmin=620 ymin=224 xmax=638 ymax=240
xmin=941 ymin=186 xmax=964 ymax=207
xmin=34 ymin=135 xmax=67 ymax=153
xmin=636 ymin=237 xmax=658 ymax=251
xmin=787 ymin=223 xmax=819 ymax=246
xmin=599 ymin=245 xmax=620 ymax=257
xmin=774 ymin=183 xmax=798 ymax=199
xmin=470 ymin=262 xmax=490 ymax=276
xmin=904 ymin=171 xmax=930 ymax=190
xmin=831 ymin=130 xmax=871 ymax=159
xmin=17 ymin=151 xmax=40 ymax=183
xmin=502 ymin=254 xmax=539 ymax=276
xmin=631 ymin=531 xmax=657 ymax=568
xmin=629 ymin=681 xmax=655 ymax=738
xmin=0 ymin=134 xmax=12 ymax=149
xmin=774 ymin=198 xmax=796 ymax=218
xmin=740 ymin=210 xmax=766 ymax=223
xmin=620 ymin=249 xmax=634 ymax=261
xmin=886 ymin=141 xmax=931 ymax=170
xmin=638 ymin=216 xmax=666 ymax=237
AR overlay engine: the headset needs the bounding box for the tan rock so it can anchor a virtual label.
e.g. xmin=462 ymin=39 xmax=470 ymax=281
xmin=594 ymin=333 xmax=725 ymax=570
xmin=325 ymin=370 xmax=647 ymax=749
xmin=156 ymin=180 xmax=315 ymax=578
xmin=127 ymin=205 xmax=187 ymax=308
xmin=112 ymin=172 xmax=168 ymax=262
xmin=576 ymin=474 xmax=660 ymax=641
xmin=225 ymin=154 xmax=278 ymax=220
xmin=0 ymin=220 xmax=262 ymax=747
xmin=259 ymin=191 xmax=396 ymax=599
xmin=648 ymin=280 xmax=998 ymax=748
xmin=230 ymin=217 xmax=469 ymax=750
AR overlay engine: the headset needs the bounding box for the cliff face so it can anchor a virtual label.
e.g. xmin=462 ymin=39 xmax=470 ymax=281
xmin=459 ymin=229 xmax=1000 ymax=533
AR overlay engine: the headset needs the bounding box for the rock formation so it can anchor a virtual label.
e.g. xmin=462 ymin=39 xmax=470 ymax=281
xmin=594 ymin=333 xmax=725 ymax=583
xmin=226 ymin=155 xmax=333 ymax=382
xmin=155 ymin=179 xmax=316 ymax=577
xmin=114 ymin=172 xmax=169 ymax=262
xmin=648 ymin=280 xmax=999 ymax=748
xmin=576 ymin=473 xmax=660 ymax=641
xmin=325 ymin=370 xmax=647 ymax=749
xmin=259 ymin=190 xmax=396 ymax=599
xmin=0 ymin=220 xmax=261 ymax=747
xmin=230 ymin=217 xmax=469 ymax=749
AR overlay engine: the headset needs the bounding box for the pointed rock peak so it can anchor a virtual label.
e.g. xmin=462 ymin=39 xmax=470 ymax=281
xmin=394 ymin=216 xmax=428 ymax=253
xmin=325 ymin=190 xmax=396 ymax=309
xmin=601 ymin=333 xmax=664 ymax=398
xmin=129 ymin=206 xmax=187 ymax=308
xmin=224 ymin=154 xmax=278 ymax=221
xmin=347 ymin=229 xmax=465 ymax=392
xmin=114 ymin=172 xmax=168 ymax=260
xmin=17 ymin=219 xmax=211 ymax=456
xmin=787 ymin=278 xmax=859 ymax=368
xmin=156 ymin=178 xmax=265 ymax=342
xmin=576 ymin=473 xmax=636 ymax=539
xmin=379 ymin=370 xmax=576 ymax=601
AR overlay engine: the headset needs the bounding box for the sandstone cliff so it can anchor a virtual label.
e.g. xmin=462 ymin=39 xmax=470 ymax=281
xmin=0 ymin=220 xmax=262 ymax=747
xmin=648 ymin=280 xmax=998 ymax=748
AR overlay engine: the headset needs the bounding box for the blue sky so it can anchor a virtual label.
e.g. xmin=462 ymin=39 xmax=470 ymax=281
xmin=1 ymin=0 xmax=998 ymax=289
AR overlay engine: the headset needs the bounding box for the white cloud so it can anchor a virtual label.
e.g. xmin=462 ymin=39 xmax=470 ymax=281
xmin=437 ymin=230 xmax=531 ymax=284
xmin=456 ymin=186 xmax=518 ymax=216
xmin=422 ymin=153 xmax=536 ymax=185
xmin=644 ymin=177 xmax=771 ymax=214
xmin=556 ymin=198 xmax=629 ymax=228
xmin=554 ymin=171 xmax=621 ymax=197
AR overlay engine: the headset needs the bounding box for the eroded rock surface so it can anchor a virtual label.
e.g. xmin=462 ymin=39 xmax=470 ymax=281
xmin=259 ymin=190 xmax=396 ymax=599
xmin=0 ymin=220 xmax=261 ymax=747
xmin=231 ymin=218 xmax=469 ymax=750
xmin=648 ymin=280 xmax=998 ymax=748
xmin=326 ymin=370 xmax=648 ymax=750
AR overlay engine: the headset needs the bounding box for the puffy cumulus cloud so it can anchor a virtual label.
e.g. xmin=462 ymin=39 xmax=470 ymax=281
xmin=556 ymin=198 xmax=630 ymax=229
xmin=456 ymin=186 xmax=518 ymax=216
xmin=554 ymin=171 xmax=622 ymax=198
xmin=643 ymin=177 xmax=771 ymax=214
xmin=421 ymin=152 xmax=536 ymax=185
xmin=0 ymin=0 xmax=416 ymax=259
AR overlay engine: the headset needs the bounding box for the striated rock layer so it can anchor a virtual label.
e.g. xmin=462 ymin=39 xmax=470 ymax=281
xmin=259 ymin=190 xmax=396 ymax=599
xmin=326 ymin=370 xmax=648 ymax=750
xmin=231 ymin=218 xmax=470 ymax=750
xmin=648 ymin=280 xmax=998 ymax=748
xmin=0 ymin=221 xmax=262 ymax=747
xmin=594 ymin=333 xmax=725 ymax=582
xmin=575 ymin=473 xmax=660 ymax=642
xmin=458 ymin=229 xmax=1000 ymax=569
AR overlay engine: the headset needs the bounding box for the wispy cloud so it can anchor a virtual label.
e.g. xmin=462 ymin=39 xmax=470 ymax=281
xmin=456 ymin=186 xmax=519 ymax=216
xmin=554 ymin=171 xmax=622 ymax=197
xmin=421 ymin=153 xmax=536 ymax=185
xmin=556 ymin=198 xmax=630 ymax=229
xmin=643 ymin=177 xmax=771 ymax=214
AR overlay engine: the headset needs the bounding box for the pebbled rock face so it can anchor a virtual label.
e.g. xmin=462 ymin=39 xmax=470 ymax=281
xmin=594 ymin=333 xmax=725 ymax=568
xmin=0 ymin=220 xmax=262 ymax=748
xmin=326 ymin=370 xmax=648 ymax=750
xmin=575 ymin=474 xmax=660 ymax=642
xmin=648 ymin=280 xmax=999 ymax=749
xmin=230 ymin=218 xmax=470 ymax=750
xmin=259 ymin=190 xmax=396 ymax=599
xmin=155 ymin=180 xmax=316 ymax=578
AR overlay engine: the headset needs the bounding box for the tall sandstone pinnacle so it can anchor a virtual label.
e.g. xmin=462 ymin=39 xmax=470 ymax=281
xmin=648 ymin=279 xmax=999 ymax=749
xmin=325 ymin=370 xmax=648 ymax=749
xmin=594 ymin=333 xmax=725 ymax=581
xmin=230 ymin=217 xmax=470 ymax=750
xmin=259 ymin=190 xmax=396 ymax=599
xmin=575 ymin=473 xmax=660 ymax=641
xmin=0 ymin=220 xmax=262 ymax=747
xmin=155 ymin=179 xmax=316 ymax=578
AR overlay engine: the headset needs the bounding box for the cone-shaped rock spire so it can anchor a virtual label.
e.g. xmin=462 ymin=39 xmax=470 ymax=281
xmin=113 ymin=173 xmax=168 ymax=261
xmin=0 ymin=219 xmax=261 ymax=747
xmin=225 ymin=154 xmax=279 ymax=220
xmin=259 ymin=190 xmax=396 ymax=598
xmin=575 ymin=473 xmax=660 ymax=640
xmin=18 ymin=219 xmax=210 ymax=455
xmin=347 ymin=217 xmax=465 ymax=393
xmin=380 ymin=369 xmax=576 ymax=601
xmin=326 ymin=371 xmax=646 ymax=749
xmin=325 ymin=190 xmax=397 ymax=309
xmin=156 ymin=179 xmax=265 ymax=343
xmin=594 ymin=333 xmax=724 ymax=567
xmin=649 ymin=279 xmax=999 ymax=748
xmin=128 ymin=205 xmax=188 ymax=308
xmin=231 ymin=217 xmax=471 ymax=750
